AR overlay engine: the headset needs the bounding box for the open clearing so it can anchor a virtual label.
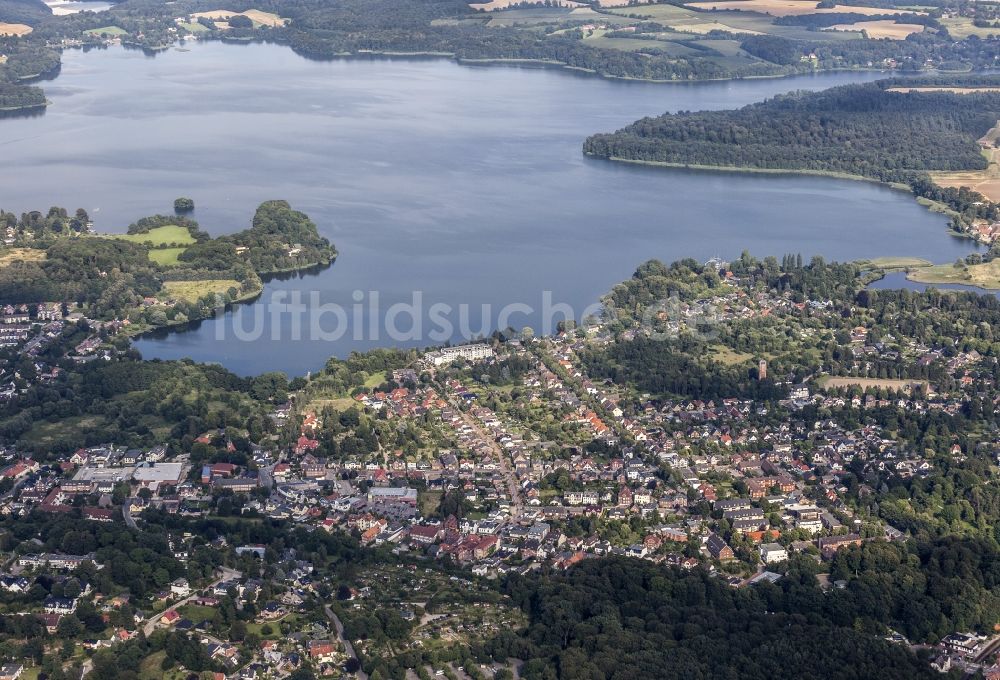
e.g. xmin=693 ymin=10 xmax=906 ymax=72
xmin=940 ymin=16 xmax=1000 ymax=39
xmin=825 ymin=20 xmax=924 ymax=39
xmin=148 ymin=248 xmax=187 ymax=266
xmin=191 ymin=9 xmax=288 ymax=27
xmin=684 ymin=0 xmax=919 ymax=16
xmin=0 ymin=23 xmax=32 ymax=36
xmin=856 ymin=257 xmax=932 ymax=269
xmin=0 ymin=248 xmax=46 ymax=266
xmin=818 ymin=376 xmax=930 ymax=392
xmin=85 ymin=25 xmax=127 ymax=36
xmin=907 ymin=258 xmax=1000 ymax=290
xmin=112 ymin=225 xmax=196 ymax=247
xmin=929 ymin=124 xmax=1000 ymax=202
xmin=162 ymin=279 xmax=241 ymax=303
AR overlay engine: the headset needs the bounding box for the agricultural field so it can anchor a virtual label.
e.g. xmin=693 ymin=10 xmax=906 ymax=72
xmin=684 ymin=0 xmax=920 ymax=17
xmin=85 ymin=25 xmax=127 ymax=36
xmin=604 ymin=4 xmax=862 ymax=40
xmin=112 ymin=225 xmax=196 ymax=246
xmin=161 ymin=279 xmax=241 ymax=303
xmin=0 ymin=247 xmax=45 ymax=266
xmin=0 ymin=23 xmax=32 ymax=36
xmin=190 ymin=9 xmax=288 ymax=27
xmin=930 ymin=125 xmax=1000 ymax=202
xmin=825 ymin=19 xmax=924 ymax=39
xmin=940 ymin=15 xmax=1000 ymax=39
xmin=177 ymin=21 xmax=210 ymax=33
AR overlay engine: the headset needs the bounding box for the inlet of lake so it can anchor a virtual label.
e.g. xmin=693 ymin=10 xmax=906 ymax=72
xmin=0 ymin=41 xmax=982 ymax=375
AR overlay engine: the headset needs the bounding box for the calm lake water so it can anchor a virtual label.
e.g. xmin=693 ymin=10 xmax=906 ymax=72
xmin=0 ymin=42 xmax=981 ymax=375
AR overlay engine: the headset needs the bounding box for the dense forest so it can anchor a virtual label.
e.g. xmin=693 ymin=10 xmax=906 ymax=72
xmin=585 ymin=77 xmax=1000 ymax=220
xmin=584 ymin=78 xmax=999 ymax=179
xmin=487 ymin=555 xmax=962 ymax=679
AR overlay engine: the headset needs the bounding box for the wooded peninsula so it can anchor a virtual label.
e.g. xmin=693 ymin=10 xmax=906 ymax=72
xmin=584 ymin=76 xmax=1000 ymax=239
xmin=0 ymin=200 xmax=336 ymax=335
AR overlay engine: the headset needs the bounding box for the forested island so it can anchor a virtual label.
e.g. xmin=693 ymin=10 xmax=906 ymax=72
xmin=0 ymin=199 xmax=336 ymax=335
xmin=585 ymin=76 xmax=1000 ymax=236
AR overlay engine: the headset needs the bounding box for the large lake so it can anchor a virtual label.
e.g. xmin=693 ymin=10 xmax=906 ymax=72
xmin=0 ymin=41 xmax=980 ymax=375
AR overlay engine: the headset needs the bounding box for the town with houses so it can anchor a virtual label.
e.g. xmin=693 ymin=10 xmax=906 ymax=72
xmin=0 ymin=254 xmax=998 ymax=678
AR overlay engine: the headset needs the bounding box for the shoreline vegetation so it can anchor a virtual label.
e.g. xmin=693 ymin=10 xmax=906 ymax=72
xmin=0 ymin=200 xmax=337 ymax=338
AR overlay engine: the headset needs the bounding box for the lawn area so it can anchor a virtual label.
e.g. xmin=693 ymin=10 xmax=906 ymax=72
xmin=907 ymin=259 xmax=1000 ymax=290
xmin=113 ymin=225 xmax=196 ymax=247
xmin=940 ymin=16 xmax=1000 ymax=38
xmin=177 ymin=604 xmax=217 ymax=622
xmin=246 ymin=614 xmax=297 ymax=638
xmin=148 ymin=247 xmax=187 ymax=266
xmin=85 ymin=25 xmax=127 ymax=36
xmin=161 ymin=279 xmax=241 ymax=303
xmin=364 ymin=373 xmax=386 ymax=389
xmin=177 ymin=21 xmax=209 ymax=32
xmin=855 ymin=257 xmax=933 ymax=270
xmin=0 ymin=247 xmax=45 ymax=266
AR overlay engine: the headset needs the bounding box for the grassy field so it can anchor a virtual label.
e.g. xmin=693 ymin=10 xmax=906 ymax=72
xmin=113 ymin=225 xmax=196 ymax=246
xmin=0 ymin=22 xmax=32 ymax=36
xmin=825 ymin=19 xmax=924 ymax=39
xmin=85 ymin=25 xmax=127 ymax=36
xmin=177 ymin=21 xmax=210 ymax=32
xmin=0 ymin=247 xmax=46 ymax=266
xmin=191 ymin=9 xmax=288 ymax=27
xmin=855 ymin=257 xmax=933 ymax=269
xmin=817 ymin=376 xmax=930 ymax=392
xmin=148 ymin=247 xmax=187 ymax=266
xmin=709 ymin=345 xmax=753 ymax=365
xmin=930 ymin=126 xmax=1000 ymax=202
xmin=906 ymin=259 xmax=1000 ymax=290
xmin=606 ymin=4 xmax=860 ymax=40
xmin=19 ymin=415 xmax=105 ymax=448
xmin=162 ymin=279 xmax=240 ymax=302
xmin=940 ymin=16 xmax=1000 ymax=39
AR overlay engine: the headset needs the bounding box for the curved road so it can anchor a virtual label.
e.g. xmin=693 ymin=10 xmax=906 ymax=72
xmin=324 ymin=604 xmax=368 ymax=680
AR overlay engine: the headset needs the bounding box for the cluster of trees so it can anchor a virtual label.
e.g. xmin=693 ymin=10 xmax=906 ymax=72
xmin=585 ymin=79 xmax=999 ymax=179
xmin=484 ymin=556 xmax=944 ymax=679
xmin=0 ymin=354 xmax=276 ymax=455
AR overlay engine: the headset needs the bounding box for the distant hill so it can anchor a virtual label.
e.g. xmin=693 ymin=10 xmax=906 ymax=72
xmin=0 ymin=0 xmax=51 ymax=25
